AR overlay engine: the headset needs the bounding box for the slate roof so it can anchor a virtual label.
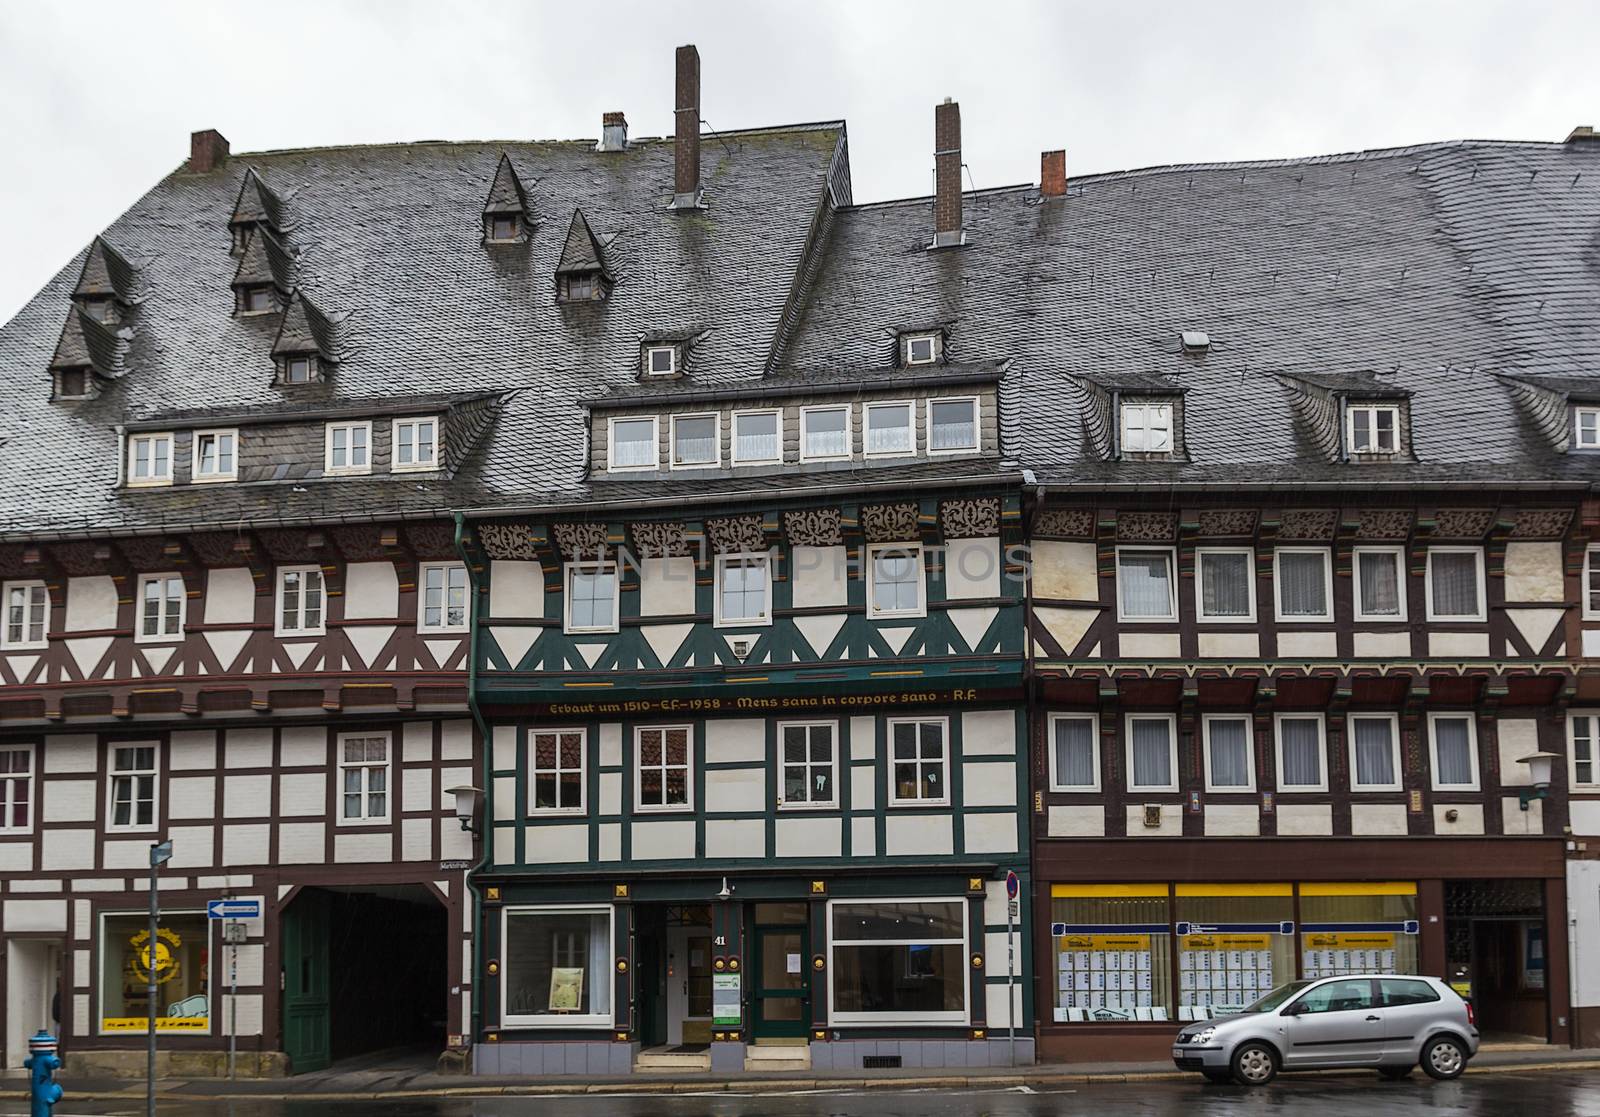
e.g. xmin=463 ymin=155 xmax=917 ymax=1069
xmin=554 ymin=209 xmax=611 ymax=279
xmin=269 ymin=290 xmax=341 ymax=360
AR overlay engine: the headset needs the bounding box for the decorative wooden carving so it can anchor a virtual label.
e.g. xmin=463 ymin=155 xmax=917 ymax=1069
xmin=705 ymin=514 xmax=766 ymax=555
xmin=783 ymin=508 xmax=844 ymax=547
xmin=940 ymin=498 xmax=1001 ymax=539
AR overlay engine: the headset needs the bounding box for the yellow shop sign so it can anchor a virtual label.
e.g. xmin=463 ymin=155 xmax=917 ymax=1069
xmin=1181 ymin=934 xmax=1272 ymax=951
xmin=101 ymin=1017 xmax=210 ymax=1033
xmin=1303 ymin=932 xmax=1396 ymax=949
xmin=1056 ymin=934 xmax=1151 ymax=951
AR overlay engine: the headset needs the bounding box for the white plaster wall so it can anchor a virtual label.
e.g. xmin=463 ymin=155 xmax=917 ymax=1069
xmin=1204 ymin=804 xmax=1260 ymax=836
xmin=41 ymin=830 xmax=94 ymax=871
xmin=1353 ymin=631 xmax=1412 ymax=658
xmin=279 ymin=726 xmax=326 ymax=767
xmin=1504 ymin=542 xmax=1564 ymax=603
xmin=489 ymin=560 xmax=544 ymax=619
xmin=1278 ymin=631 xmax=1337 ymax=657
xmin=0 ymin=844 xmax=32 ymax=872
xmin=639 ymin=557 xmax=696 ymax=616
xmin=224 ymin=775 xmax=272 ymax=819
xmin=64 ymin=576 xmax=117 ymax=632
xmin=1198 ymin=632 xmax=1260 ymax=659
xmin=1121 ymin=632 xmax=1181 ymax=659
xmin=441 ymin=719 xmax=473 ymax=760
xmin=1031 ymin=542 xmax=1098 ymax=601
xmin=203 ymin=568 xmax=256 ymax=624
xmin=884 ymin=814 xmax=953 ymax=856
xmin=333 ymin=831 xmax=391 ymax=862
xmin=277 ymin=823 xmax=324 ymax=864
xmin=1350 ymin=804 xmax=1408 ymax=835
xmin=403 ymin=766 xmax=434 ymax=813
xmin=598 ymin=822 xmax=622 ymax=862
xmin=403 ymin=721 xmax=434 ymax=763
xmin=527 ymin=824 xmax=587 ymax=863
xmin=962 ymin=763 xmax=1016 ymax=808
xmin=41 ymin=779 xmax=96 ymax=823
xmin=961 ymin=710 xmax=1014 ymax=756
xmin=775 ymin=816 xmax=841 ymax=858
xmin=851 ymin=816 xmax=875 ymax=856
xmin=943 ymin=538 xmax=1001 ymax=600
xmin=1502 ymin=798 xmax=1544 ymax=834
xmin=706 ymin=819 xmax=764 ymax=859
xmin=704 ymin=720 xmax=763 ymax=764
xmin=42 ymin=735 xmax=96 ymax=774
xmin=791 ymin=546 xmax=848 ymax=608
xmin=631 ymin=820 xmax=695 ymax=860
xmin=850 ymin=717 xmax=875 ymax=761
xmin=224 ymin=824 xmax=271 ymax=864
xmin=1275 ymin=804 xmax=1333 ymax=835
xmin=705 ymin=768 xmax=764 ymax=813
xmin=167 ymin=824 xmax=215 ymax=868
xmin=278 ymin=773 xmax=325 ymax=816
xmin=1498 ymin=719 xmax=1540 ymax=786
xmin=1429 ymin=632 xmax=1490 ymax=658
xmin=343 ymin=562 xmax=399 ymax=620
xmin=167 ymin=776 xmax=216 ymax=820
xmin=599 ymin=772 xmax=622 ymax=816
xmin=224 ymin=728 xmax=272 ymax=768
xmin=1570 ymin=801 xmax=1600 ymax=837
xmin=850 ymin=766 xmax=875 ymax=810
xmin=963 ymin=812 xmax=1018 ymax=854
xmin=1124 ymin=804 xmax=1182 ymax=836
xmin=1433 ymin=803 xmax=1485 ymax=835
xmin=1047 ymin=805 xmax=1105 ymax=837
xmin=1568 ymin=861 xmax=1600 ymax=1009
xmin=2 ymin=900 xmax=67 ymax=932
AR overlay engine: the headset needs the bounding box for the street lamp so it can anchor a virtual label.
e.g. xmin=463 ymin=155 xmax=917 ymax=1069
xmin=1517 ymin=752 xmax=1559 ymax=811
xmin=147 ymin=839 xmax=172 ymax=1117
xmin=446 ymin=785 xmax=482 ymax=835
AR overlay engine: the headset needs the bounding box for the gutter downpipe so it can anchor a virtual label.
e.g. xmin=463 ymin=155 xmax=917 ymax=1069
xmin=453 ymin=510 xmax=494 ymax=1063
xmin=1020 ymin=469 xmax=1042 ymax=1048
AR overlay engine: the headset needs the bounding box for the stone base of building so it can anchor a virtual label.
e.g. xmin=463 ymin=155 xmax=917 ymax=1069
xmin=65 ymin=1048 xmax=289 ymax=1079
xmin=810 ymin=1038 xmax=1035 ymax=1070
xmin=473 ymin=1041 xmax=637 ymax=1076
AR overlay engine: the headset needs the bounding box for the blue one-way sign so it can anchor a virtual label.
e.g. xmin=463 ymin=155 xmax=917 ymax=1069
xmin=207 ymin=899 xmax=261 ymax=920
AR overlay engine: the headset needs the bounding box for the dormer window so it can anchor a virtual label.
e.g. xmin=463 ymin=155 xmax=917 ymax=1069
xmin=1121 ymin=402 xmax=1173 ymax=453
xmin=1577 ymin=405 xmax=1600 ymax=449
xmin=1348 ymin=403 xmax=1400 ymax=454
xmin=928 ymin=397 xmax=979 ymax=454
xmin=238 ymin=284 xmax=276 ymax=315
xmin=281 ymin=355 xmax=316 ymax=385
xmin=127 ymin=433 xmax=173 ymax=487
xmin=53 ymin=368 xmax=91 ymax=401
xmin=231 ymin=224 xmax=256 ymax=255
xmin=670 ymin=414 xmax=719 ymax=468
xmin=903 ymin=332 xmax=941 ymax=367
xmin=608 ymin=416 xmax=658 ymax=472
xmin=487 ymin=213 xmax=521 ymax=243
xmin=644 ymin=346 xmax=679 ymax=377
xmin=80 ymin=297 xmax=118 ymax=325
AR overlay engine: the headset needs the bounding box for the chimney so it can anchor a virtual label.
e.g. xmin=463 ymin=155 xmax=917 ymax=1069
xmin=932 ymin=99 xmax=963 ymax=247
xmin=189 ymin=129 xmax=230 ymax=174
xmin=1567 ymin=125 xmax=1597 ymax=144
xmin=1041 ymin=150 xmax=1067 ymax=198
xmin=597 ymin=111 xmax=629 ymax=153
xmin=672 ymin=44 xmax=701 ymax=207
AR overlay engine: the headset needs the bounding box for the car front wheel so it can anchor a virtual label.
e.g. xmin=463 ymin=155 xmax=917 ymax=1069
xmin=1421 ymin=1036 xmax=1467 ymax=1080
xmin=1231 ymin=1042 xmax=1279 ymax=1086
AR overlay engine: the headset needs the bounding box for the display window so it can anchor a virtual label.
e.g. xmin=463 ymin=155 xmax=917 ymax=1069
xmin=1298 ymin=881 xmax=1419 ymax=978
xmin=501 ymin=905 xmax=614 ymax=1028
xmin=1173 ymin=884 xmax=1295 ymax=1020
xmin=98 ymin=912 xmax=210 ymax=1033
xmin=828 ymin=899 xmax=968 ymax=1025
xmin=1049 ymin=884 xmax=1172 ymax=1023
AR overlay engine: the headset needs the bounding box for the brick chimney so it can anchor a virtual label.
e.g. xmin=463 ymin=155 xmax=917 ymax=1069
xmin=189 ymin=129 xmax=230 ymax=174
xmin=1041 ymin=150 xmax=1067 ymax=198
xmin=597 ymin=111 xmax=628 ymax=153
xmin=672 ymin=44 xmax=701 ymax=207
xmin=932 ymin=99 xmax=963 ymax=247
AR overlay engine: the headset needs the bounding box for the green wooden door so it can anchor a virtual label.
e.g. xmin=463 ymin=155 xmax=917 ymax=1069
xmin=752 ymin=925 xmax=809 ymax=1039
xmin=282 ymin=890 xmax=331 ymax=1073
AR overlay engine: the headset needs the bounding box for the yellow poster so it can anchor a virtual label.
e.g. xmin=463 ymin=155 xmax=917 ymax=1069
xmin=1303 ymin=932 xmax=1395 ymax=949
xmin=101 ymin=1017 xmax=209 ymax=1033
xmin=1056 ymin=934 xmax=1150 ymax=951
xmin=1181 ymin=933 xmax=1271 ymax=951
xmin=548 ymin=967 xmax=585 ymax=1012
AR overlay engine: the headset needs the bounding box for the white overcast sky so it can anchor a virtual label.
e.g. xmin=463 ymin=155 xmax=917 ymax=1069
xmin=1 ymin=0 xmax=1595 ymax=322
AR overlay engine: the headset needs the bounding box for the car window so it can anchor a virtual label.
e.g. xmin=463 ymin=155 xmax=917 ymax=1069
xmin=1380 ymin=978 xmax=1439 ymax=1007
xmin=1289 ymin=978 xmax=1376 ymax=1014
xmin=1249 ymin=980 xmax=1312 ymax=1012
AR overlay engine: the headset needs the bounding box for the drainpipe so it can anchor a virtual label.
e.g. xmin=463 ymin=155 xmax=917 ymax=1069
xmin=1021 ymin=471 xmax=1042 ymax=1045
xmin=453 ymin=511 xmax=495 ymax=1056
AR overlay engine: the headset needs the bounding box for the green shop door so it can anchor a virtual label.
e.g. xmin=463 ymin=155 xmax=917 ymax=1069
xmin=753 ymin=924 xmax=810 ymax=1039
xmin=282 ymin=889 xmax=331 ymax=1073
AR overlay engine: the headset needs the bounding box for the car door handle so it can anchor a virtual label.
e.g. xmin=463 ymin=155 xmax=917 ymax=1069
xmin=1365 ymin=1015 xmax=1381 ymax=1021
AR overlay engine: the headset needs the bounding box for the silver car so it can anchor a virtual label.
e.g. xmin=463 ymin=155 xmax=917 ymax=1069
xmin=1172 ymin=974 xmax=1478 ymax=1086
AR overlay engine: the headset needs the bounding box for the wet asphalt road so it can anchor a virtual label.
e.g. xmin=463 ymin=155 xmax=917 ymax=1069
xmin=7 ymin=1069 xmax=1600 ymax=1117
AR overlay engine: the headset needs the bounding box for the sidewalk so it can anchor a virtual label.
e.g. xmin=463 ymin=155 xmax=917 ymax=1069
xmin=46 ymin=1045 xmax=1600 ymax=1101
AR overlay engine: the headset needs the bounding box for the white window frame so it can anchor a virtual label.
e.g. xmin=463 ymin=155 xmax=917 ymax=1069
xmin=866 ymin=543 xmax=926 ymax=620
xmin=134 ymin=572 xmax=186 ymax=645
xmin=391 ymin=416 xmax=441 ymax=473
xmin=633 ymin=725 xmax=694 ymax=813
xmin=713 ymin=552 xmax=772 ymax=628
xmin=1124 ymin=712 xmax=1179 ymax=793
xmin=926 ymin=396 xmax=980 ymax=455
xmin=1585 ymin=545 xmax=1600 ymax=621
xmin=904 ymin=333 xmax=939 ymax=366
xmin=1 ymin=580 xmax=49 ymax=651
xmin=527 ymin=728 xmax=587 ymax=815
xmin=1047 ymin=712 xmax=1100 ymax=793
xmin=323 ymin=420 xmax=373 ymax=477
xmin=1115 ymin=545 xmax=1178 ymax=623
xmin=283 ymin=355 xmax=315 ymax=385
xmin=274 ymin=564 xmax=326 ymax=637
xmin=606 ymin=415 xmax=659 ymax=472
xmin=669 ymin=412 xmax=721 ymax=470
xmin=418 ymin=561 xmax=469 ymax=634
xmin=1347 ymin=712 xmax=1403 ymax=792
xmin=799 ymin=405 xmax=852 ymax=462
xmin=1274 ymin=712 xmax=1329 ymax=793
xmin=1202 ymin=713 xmax=1256 ymax=793
xmin=1353 ymin=545 xmax=1408 ymax=623
xmin=776 ymin=720 xmax=839 ymax=810
xmin=336 ymin=730 xmax=392 ymax=825
xmin=886 ymin=716 xmax=951 ymax=807
xmin=1347 ymin=403 xmax=1401 ymax=454
xmin=190 ymin=428 xmax=238 ymax=483
xmin=1576 ymin=405 xmax=1600 ymax=450
xmin=105 ymin=742 xmax=160 ymax=833
xmin=825 ymin=896 xmax=970 ymax=1027
xmin=563 ymin=561 xmax=619 ymax=635
xmin=126 ymin=432 xmax=174 ymax=487
xmin=863 ymin=400 xmax=916 ymax=459
xmin=1424 ymin=546 xmax=1487 ymax=623
xmin=730 ymin=408 xmax=783 ymax=466
xmin=1194 ymin=547 xmax=1256 ymax=623
xmin=0 ymin=743 xmax=35 ymax=835
xmin=1120 ymin=402 xmax=1174 ymax=454
xmin=500 ymin=904 xmax=616 ymax=1029
xmin=1569 ymin=711 xmax=1600 ymax=790
xmin=644 ymin=345 xmax=679 ymax=377
xmin=1273 ymin=546 xmax=1334 ymax=623
xmin=1427 ymin=712 xmax=1480 ymax=792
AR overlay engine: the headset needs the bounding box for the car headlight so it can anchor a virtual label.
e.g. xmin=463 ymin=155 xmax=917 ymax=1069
xmin=1190 ymin=1027 xmax=1216 ymax=1045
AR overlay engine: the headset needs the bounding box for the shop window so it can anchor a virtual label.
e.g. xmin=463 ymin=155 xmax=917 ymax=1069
xmin=635 ymin=725 xmax=692 ymax=811
xmin=715 ymin=554 xmax=771 ymax=627
xmin=778 ymin=721 xmax=836 ymax=808
xmin=1348 ymin=713 xmax=1402 ymax=791
xmin=564 ymin=562 xmax=618 ymax=634
xmin=1274 ymin=714 xmax=1327 ymax=792
xmin=1048 ymin=714 xmax=1099 ymax=792
xmin=338 ymin=732 xmax=390 ymax=823
xmin=1274 ymin=547 xmax=1332 ymax=621
xmin=888 ymin=718 xmax=948 ymax=806
xmin=419 ymin=563 xmax=469 ymax=633
xmin=1426 ymin=547 xmax=1485 ymax=622
xmin=1195 ymin=548 xmax=1254 ymax=621
xmin=1116 ymin=547 xmax=1176 ymax=621
xmin=1428 ymin=713 xmax=1479 ymax=790
xmin=1570 ymin=713 xmax=1599 ymax=788
xmin=107 ymin=744 xmax=158 ymax=831
xmin=0 ymin=745 xmax=33 ymax=833
xmin=1201 ymin=715 xmax=1254 ymax=792
xmin=99 ymin=911 xmax=209 ymax=1033
xmin=1049 ymin=884 xmax=1172 ymax=1023
xmin=867 ymin=544 xmax=925 ymax=619
xmin=1125 ymin=713 xmax=1177 ymax=793
xmin=1299 ymin=882 xmax=1419 ymax=978
xmin=529 ymin=729 xmax=585 ymax=813
xmin=1174 ymin=884 xmax=1295 ymax=1019
xmin=827 ymin=899 xmax=967 ymax=1025
xmin=136 ymin=573 xmax=185 ymax=644
xmin=1354 ymin=546 xmax=1406 ymax=622
xmin=501 ymin=906 xmax=614 ymax=1027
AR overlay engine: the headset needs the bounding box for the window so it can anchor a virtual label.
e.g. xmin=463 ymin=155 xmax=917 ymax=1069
xmin=529 ymin=729 xmax=585 ymax=813
xmin=1429 ymin=713 xmax=1479 ymax=790
xmin=1570 ymin=713 xmax=1599 ymax=788
xmin=127 ymin=433 xmax=173 ymax=486
xmin=564 ymin=562 xmax=618 ymax=634
xmin=1116 ymin=547 xmax=1177 ymax=621
xmin=192 ymin=429 xmax=237 ymax=482
xmin=1121 ymin=403 xmax=1174 ymax=453
xmin=1298 ymin=882 xmax=1419 ymax=978
xmin=324 ymin=421 xmax=371 ymax=476
xmin=1349 ymin=714 xmax=1402 ymax=791
xmin=1379 ymin=978 xmax=1439 ymax=1007
xmin=1354 ymin=546 xmax=1406 ymax=622
xmin=0 ymin=746 xmax=33 ymax=833
xmin=99 ymin=911 xmax=209 ymax=1033
xmin=1347 ymin=404 xmax=1400 ymax=454
xmin=55 ymin=368 xmax=91 ymax=399
xmin=1289 ymin=978 xmax=1377 ymax=1015
xmin=419 ymin=563 xmax=468 ymax=633
xmin=670 ymin=413 xmax=719 ymax=468
xmin=282 ymin=355 xmax=314 ymax=384
xmin=635 ymin=725 xmax=692 ymax=811
xmin=644 ymin=346 xmax=678 ymax=377
xmin=1202 ymin=715 xmax=1254 ymax=792
xmin=502 ymin=906 xmax=613 ymax=1028
xmin=1051 ymin=885 xmax=1173 ymax=1023
xmin=731 ymin=409 xmax=781 ymax=465
xmin=800 ymin=405 xmax=851 ymax=461
xmin=1275 ymin=714 xmax=1327 ymax=792
xmin=1175 ymin=886 xmax=1295 ymax=1017
xmin=567 ymin=274 xmax=598 ymax=302
xmin=136 ymin=573 xmax=185 ymax=643
xmin=1125 ymin=714 xmax=1178 ymax=793
xmin=1425 ymin=547 xmax=1485 ymax=621
xmin=1587 ymin=546 xmax=1600 ymax=620
xmin=392 ymin=417 xmax=439 ymax=472
xmin=2 ymin=581 xmax=48 ymax=650
xmin=1274 ymin=548 xmax=1332 ymax=622
xmin=1577 ymin=406 xmax=1600 ymax=449
xmin=928 ymin=397 xmax=978 ymax=453
xmin=778 ymin=722 xmax=837 ymax=808
xmin=607 ymin=416 xmax=658 ymax=471
xmin=714 ymin=553 xmax=771 ymax=627
xmin=276 ymin=565 xmax=326 ymax=636
xmin=867 ymin=544 xmax=925 ymax=619
xmin=828 ymin=899 xmax=968 ymax=1025
xmin=889 ymin=718 xmax=949 ymax=806
xmin=1195 ymin=548 xmax=1255 ymax=622
xmin=338 ymin=732 xmax=390 ymax=823
xmin=863 ymin=401 xmax=914 ymax=457
xmin=488 ymin=214 xmax=521 ymax=242
xmin=904 ymin=333 xmax=940 ymax=366
xmin=1049 ymin=714 xmax=1100 ymax=791
xmin=239 ymin=285 xmax=275 ymax=314
xmin=83 ymin=298 xmax=117 ymax=324
xmin=107 ymin=744 xmax=158 ymax=831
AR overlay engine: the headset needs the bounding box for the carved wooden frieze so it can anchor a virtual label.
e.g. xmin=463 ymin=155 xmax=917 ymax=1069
xmin=940 ymin=498 xmax=1001 ymax=539
xmin=1277 ymin=509 xmax=1338 ymax=542
xmin=116 ymin=537 xmax=170 ymax=569
xmin=552 ymin=522 xmax=610 ymax=560
xmin=1356 ymin=509 xmax=1414 ymax=540
xmin=189 ymin=532 xmax=242 ymax=566
xmin=49 ymin=541 xmax=105 ymax=576
xmin=406 ymin=522 xmax=458 ymax=559
xmin=784 ymin=508 xmax=843 ymax=547
xmin=1432 ymin=508 xmax=1496 ymax=541
xmin=1034 ymin=508 xmax=1095 ymax=540
xmin=1510 ymin=508 xmax=1572 ymax=540
xmin=1117 ymin=512 xmax=1177 ymax=543
xmin=1196 ymin=509 xmax=1258 ymax=538
xmin=630 ymin=521 xmax=691 ymax=558
xmin=478 ymin=522 xmax=540 ymax=561
xmin=257 ymin=529 xmax=315 ymax=563
xmin=706 ymin=514 xmax=766 ymax=555
xmin=861 ymin=502 xmax=920 ymax=543
xmin=332 ymin=525 xmax=387 ymax=562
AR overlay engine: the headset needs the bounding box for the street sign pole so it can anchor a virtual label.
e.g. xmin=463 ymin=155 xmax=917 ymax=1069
xmin=147 ymin=840 xmax=173 ymax=1117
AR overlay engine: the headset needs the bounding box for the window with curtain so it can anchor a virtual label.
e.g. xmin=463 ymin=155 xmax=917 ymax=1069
xmin=802 ymin=407 xmax=850 ymax=459
xmin=672 ymin=414 xmax=718 ymax=466
xmin=1118 ymin=549 xmax=1175 ymax=619
xmin=1197 ymin=550 xmax=1252 ymax=619
xmin=502 ymin=907 xmax=613 ymax=1026
xmin=1356 ymin=548 xmax=1403 ymax=619
xmin=1052 ymin=715 xmax=1098 ymax=790
xmin=864 ymin=402 xmax=914 ymax=455
xmin=1277 ymin=716 xmax=1324 ymax=790
xmin=732 ymin=410 xmax=780 ymax=464
xmin=1204 ymin=716 xmax=1252 ymax=789
xmin=1430 ymin=715 xmax=1476 ymax=788
xmin=1276 ymin=550 xmax=1330 ymax=619
xmin=928 ymin=399 xmax=977 ymax=452
xmin=609 ymin=417 xmax=656 ymax=469
xmin=1428 ymin=549 xmax=1482 ymax=619
xmin=1351 ymin=715 xmax=1399 ymax=789
xmin=1587 ymin=547 xmax=1600 ymax=618
xmin=1128 ymin=716 xmax=1175 ymax=790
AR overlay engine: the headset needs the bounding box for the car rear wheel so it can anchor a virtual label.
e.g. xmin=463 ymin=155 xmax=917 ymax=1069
xmin=1379 ymin=1065 xmax=1414 ymax=1080
xmin=1421 ymin=1036 xmax=1466 ymax=1080
xmin=1231 ymin=1042 xmax=1278 ymax=1086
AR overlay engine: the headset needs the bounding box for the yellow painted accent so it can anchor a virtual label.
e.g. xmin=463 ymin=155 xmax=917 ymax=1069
xmin=102 ymin=1017 xmax=208 ymax=1032
xmin=1055 ymin=933 xmax=1152 ymax=950
xmin=1181 ymin=933 xmax=1272 ymax=949
xmin=1175 ymin=883 xmax=1292 ymax=898
xmin=1303 ymin=931 xmax=1397 ymax=948
xmin=725 ymin=676 xmax=770 ymax=684
xmin=1299 ymin=881 xmax=1417 ymax=897
xmin=1051 ymin=883 xmax=1168 ymax=898
xmin=869 ymin=670 xmax=924 ymax=677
